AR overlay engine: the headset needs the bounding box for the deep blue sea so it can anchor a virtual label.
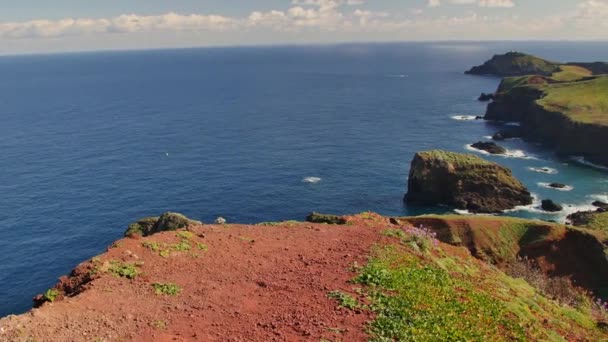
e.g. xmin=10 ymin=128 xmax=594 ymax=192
xmin=1 ymin=42 xmax=607 ymax=316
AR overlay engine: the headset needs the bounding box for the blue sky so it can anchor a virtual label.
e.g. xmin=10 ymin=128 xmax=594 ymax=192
xmin=0 ymin=0 xmax=606 ymax=54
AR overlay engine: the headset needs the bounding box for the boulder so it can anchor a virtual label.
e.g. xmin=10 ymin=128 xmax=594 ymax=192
xmin=471 ymin=141 xmax=507 ymax=155
xmin=124 ymin=212 xmax=201 ymax=237
xmin=492 ymin=127 xmax=524 ymax=141
xmin=306 ymin=212 xmax=347 ymax=225
xmin=124 ymin=217 xmax=159 ymax=237
xmin=567 ymin=211 xmax=598 ymax=227
xmin=405 ymin=150 xmax=533 ymax=213
xmin=593 ymin=201 xmax=608 ymax=210
xmin=541 ymin=199 xmax=563 ymax=212
xmin=478 ymin=93 xmax=495 ymax=102
xmin=549 ymin=183 xmax=567 ymax=189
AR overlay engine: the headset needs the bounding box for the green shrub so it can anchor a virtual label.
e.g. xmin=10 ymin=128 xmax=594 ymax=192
xmin=152 ymin=282 xmax=182 ymax=296
xmin=328 ymin=291 xmax=360 ymax=310
xmin=43 ymin=288 xmax=61 ymax=302
xmin=108 ymin=261 xmax=140 ymax=279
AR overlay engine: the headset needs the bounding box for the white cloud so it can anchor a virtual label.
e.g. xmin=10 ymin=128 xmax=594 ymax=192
xmin=428 ymin=0 xmax=515 ymax=8
xmin=478 ymin=0 xmax=514 ymax=8
xmin=1 ymin=0 xmax=607 ymax=54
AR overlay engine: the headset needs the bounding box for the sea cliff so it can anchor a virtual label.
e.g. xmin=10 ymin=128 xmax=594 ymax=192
xmin=485 ymin=76 xmax=608 ymax=166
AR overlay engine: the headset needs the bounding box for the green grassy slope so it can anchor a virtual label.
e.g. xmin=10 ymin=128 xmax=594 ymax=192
xmin=537 ymin=76 xmax=608 ymax=125
xmin=334 ymin=216 xmax=608 ymax=341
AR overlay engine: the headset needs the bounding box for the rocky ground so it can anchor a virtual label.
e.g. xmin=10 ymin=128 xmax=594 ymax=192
xmin=2 ymin=213 xmax=608 ymax=341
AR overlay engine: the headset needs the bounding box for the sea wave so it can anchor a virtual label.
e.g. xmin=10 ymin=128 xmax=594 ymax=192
xmin=589 ymin=194 xmax=608 ymax=203
xmin=527 ymin=166 xmax=558 ymax=174
xmin=465 ymin=144 xmax=536 ymax=160
xmin=505 ymin=194 xmax=597 ymax=223
xmin=451 ymin=115 xmax=481 ymax=121
xmin=504 ymin=122 xmax=521 ymax=127
xmin=302 ymin=176 xmax=322 ymax=184
xmin=570 ymin=156 xmax=608 ymax=171
xmin=453 ymin=209 xmax=496 ymax=216
xmin=538 ymin=182 xmax=574 ymax=191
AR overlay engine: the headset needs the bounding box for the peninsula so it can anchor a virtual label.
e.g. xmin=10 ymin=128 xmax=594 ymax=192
xmin=468 ymin=52 xmax=608 ymax=166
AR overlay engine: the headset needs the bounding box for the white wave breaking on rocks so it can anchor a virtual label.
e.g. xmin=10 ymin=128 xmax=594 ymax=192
xmin=503 ymin=194 xmax=600 ymax=223
xmin=527 ymin=166 xmax=558 ymax=174
xmin=464 ymin=144 xmax=536 ymax=160
xmin=570 ymin=156 xmax=608 ymax=171
xmin=538 ymin=182 xmax=574 ymax=192
xmin=451 ymin=115 xmax=481 ymax=121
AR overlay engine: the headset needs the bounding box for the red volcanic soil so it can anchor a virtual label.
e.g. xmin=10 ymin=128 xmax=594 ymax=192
xmin=0 ymin=215 xmax=392 ymax=342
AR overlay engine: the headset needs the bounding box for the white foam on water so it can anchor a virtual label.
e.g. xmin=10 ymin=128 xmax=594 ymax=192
xmin=451 ymin=115 xmax=480 ymax=121
xmin=538 ymin=182 xmax=574 ymax=192
xmin=527 ymin=166 xmax=558 ymax=175
xmin=483 ymin=135 xmax=493 ymax=140
xmin=465 ymin=145 xmax=536 ymax=160
xmin=453 ymin=209 xmax=496 ymax=217
xmin=589 ymin=194 xmax=608 ymax=203
xmin=465 ymin=144 xmax=490 ymax=155
xmin=302 ymin=177 xmax=322 ymax=184
xmin=389 ymin=74 xmax=408 ymax=78
xmin=505 ymin=194 xmax=597 ymax=223
xmin=570 ymin=156 xmax=608 ymax=171
xmin=504 ymin=149 xmax=536 ymax=159
xmin=504 ymin=122 xmax=521 ymax=126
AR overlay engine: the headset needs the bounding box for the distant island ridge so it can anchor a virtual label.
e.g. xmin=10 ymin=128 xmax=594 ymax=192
xmin=467 ymin=51 xmax=608 ymax=167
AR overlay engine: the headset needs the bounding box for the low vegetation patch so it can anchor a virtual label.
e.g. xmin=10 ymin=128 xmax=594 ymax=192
xmin=141 ymin=231 xmax=206 ymax=257
xmin=327 ymin=291 xmax=361 ymax=310
xmin=43 ymin=288 xmax=61 ymax=303
xmin=350 ymin=226 xmax=608 ymax=341
xmin=152 ymin=282 xmax=182 ymax=296
xmin=108 ymin=261 xmax=140 ymax=279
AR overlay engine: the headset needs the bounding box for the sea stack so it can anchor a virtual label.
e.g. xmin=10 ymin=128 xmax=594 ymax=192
xmin=405 ymin=150 xmax=533 ymax=213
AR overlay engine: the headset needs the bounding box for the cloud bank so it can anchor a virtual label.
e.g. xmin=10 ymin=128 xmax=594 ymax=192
xmin=0 ymin=0 xmax=606 ymax=53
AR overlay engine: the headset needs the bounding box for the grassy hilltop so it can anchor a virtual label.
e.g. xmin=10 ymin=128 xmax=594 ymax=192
xmin=475 ymin=52 xmax=608 ymax=165
xmin=497 ymin=74 xmax=608 ymax=126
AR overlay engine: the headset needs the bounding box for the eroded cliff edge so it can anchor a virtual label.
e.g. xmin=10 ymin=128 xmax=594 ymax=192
xmin=485 ymin=75 xmax=608 ymax=166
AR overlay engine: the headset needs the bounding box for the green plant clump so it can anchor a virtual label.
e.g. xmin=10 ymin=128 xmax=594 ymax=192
xmin=108 ymin=261 xmax=140 ymax=279
xmin=328 ymin=291 xmax=361 ymax=310
xmin=152 ymin=282 xmax=182 ymax=296
xmin=43 ymin=288 xmax=61 ymax=302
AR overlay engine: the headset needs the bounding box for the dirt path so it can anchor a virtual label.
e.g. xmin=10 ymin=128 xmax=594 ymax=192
xmin=0 ymin=218 xmax=387 ymax=342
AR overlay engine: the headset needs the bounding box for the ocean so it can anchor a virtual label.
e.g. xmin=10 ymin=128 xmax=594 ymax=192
xmin=1 ymin=42 xmax=607 ymax=316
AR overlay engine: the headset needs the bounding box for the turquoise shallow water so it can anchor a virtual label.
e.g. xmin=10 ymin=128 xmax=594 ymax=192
xmin=0 ymin=42 xmax=607 ymax=316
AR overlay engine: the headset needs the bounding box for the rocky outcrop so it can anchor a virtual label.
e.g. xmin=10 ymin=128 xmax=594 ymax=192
xmin=548 ymin=183 xmax=567 ymax=190
xmin=404 ymin=150 xmax=533 ymax=213
xmin=470 ymin=141 xmax=506 ymax=155
xmin=466 ymin=52 xmax=560 ymax=77
xmin=492 ymin=126 xmax=524 ymax=141
xmin=478 ymin=93 xmax=495 ymax=102
xmin=124 ymin=212 xmax=201 ymax=237
xmin=593 ymin=201 xmax=608 ymax=210
xmin=306 ymin=212 xmax=347 ymax=225
xmin=124 ymin=216 xmax=159 ymax=237
xmin=541 ymin=199 xmax=563 ymax=212
xmin=567 ymin=211 xmax=598 ymax=227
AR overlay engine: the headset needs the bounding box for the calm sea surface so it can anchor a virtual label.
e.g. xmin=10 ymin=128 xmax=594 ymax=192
xmin=1 ymin=42 xmax=607 ymax=316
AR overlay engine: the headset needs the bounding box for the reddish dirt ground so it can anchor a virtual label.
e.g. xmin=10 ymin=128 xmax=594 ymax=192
xmin=0 ymin=216 xmax=391 ymax=342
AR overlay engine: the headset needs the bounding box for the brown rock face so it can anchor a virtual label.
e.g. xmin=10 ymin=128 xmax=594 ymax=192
xmin=404 ymin=150 xmax=532 ymax=213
